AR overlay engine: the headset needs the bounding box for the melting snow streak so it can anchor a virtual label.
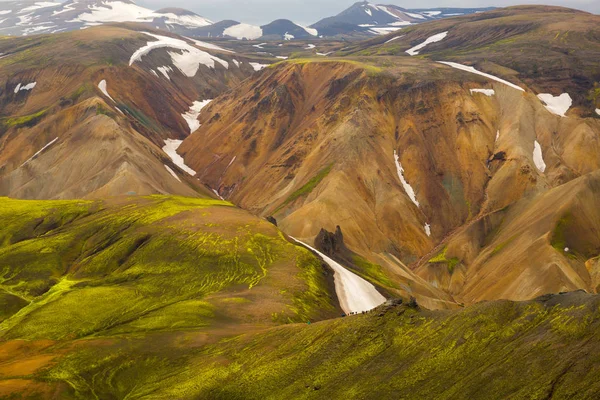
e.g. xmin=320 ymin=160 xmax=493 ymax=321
xmin=162 ymin=139 xmax=196 ymax=176
xmin=394 ymin=150 xmax=420 ymax=207
xmin=533 ymin=140 xmax=546 ymax=173
xmin=406 ymin=31 xmax=447 ymax=56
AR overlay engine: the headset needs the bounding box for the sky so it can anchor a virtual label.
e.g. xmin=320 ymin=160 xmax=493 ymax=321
xmin=135 ymin=0 xmax=600 ymax=25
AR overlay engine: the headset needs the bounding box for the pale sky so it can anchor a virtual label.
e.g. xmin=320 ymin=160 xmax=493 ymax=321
xmin=136 ymin=0 xmax=600 ymax=25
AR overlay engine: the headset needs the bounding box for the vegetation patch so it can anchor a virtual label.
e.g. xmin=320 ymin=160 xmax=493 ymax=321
xmin=428 ymin=246 xmax=461 ymax=274
xmin=1 ymin=108 xmax=48 ymax=129
xmin=276 ymin=164 xmax=333 ymax=212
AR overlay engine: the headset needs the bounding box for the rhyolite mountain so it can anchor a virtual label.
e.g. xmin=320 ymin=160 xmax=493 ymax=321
xmin=2 ymin=4 xmax=600 ymax=399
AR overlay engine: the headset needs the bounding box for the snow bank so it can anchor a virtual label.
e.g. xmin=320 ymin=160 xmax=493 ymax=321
xmin=21 ymin=137 xmax=58 ymax=167
xmin=533 ymin=140 xmax=546 ymax=173
xmin=299 ymin=24 xmax=318 ymax=36
xmin=537 ymin=93 xmax=572 ymax=117
xmin=157 ymin=65 xmax=172 ymax=79
xmin=290 ymin=237 xmax=385 ymax=314
xmin=14 ymin=82 xmax=36 ymax=93
xmin=97 ymin=79 xmax=114 ymax=102
xmin=129 ymin=32 xmax=228 ymax=77
xmin=405 ymin=31 xmax=447 ymax=56
xmin=162 ymin=139 xmax=196 ymax=176
xmin=249 ymin=62 xmax=268 ymax=71
xmin=164 ymin=165 xmax=181 ymax=182
xmin=385 ymin=35 xmax=403 ymax=44
xmin=424 ymin=223 xmax=431 ymax=237
xmin=284 ymin=33 xmax=294 ymax=40
xmin=394 ymin=150 xmax=420 ymax=208
xmin=181 ymin=99 xmax=212 ymax=134
xmin=223 ymin=23 xmax=262 ymax=40
xmin=187 ymin=37 xmax=233 ymax=53
xmin=470 ymin=88 xmax=495 ymax=96
xmin=438 ymin=61 xmax=524 ymax=92
xmin=406 ymin=12 xmax=426 ymax=19
xmin=305 ymin=44 xmax=316 ymax=49
xmin=370 ymin=27 xmax=401 ymax=35
xmin=596 ymin=109 xmax=600 ymax=116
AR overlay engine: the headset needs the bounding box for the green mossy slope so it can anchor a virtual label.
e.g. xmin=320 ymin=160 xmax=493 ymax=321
xmin=20 ymin=291 xmax=600 ymax=399
xmin=0 ymin=196 xmax=338 ymax=341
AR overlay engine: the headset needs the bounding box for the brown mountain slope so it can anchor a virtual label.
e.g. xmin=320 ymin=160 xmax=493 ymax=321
xmin=0 ymin=25 xmax=264 ymax=199
xmin=345 ymin=5 xmax=600 ymax=114
xmin=179 ymin=7 xmax=600 ymax=307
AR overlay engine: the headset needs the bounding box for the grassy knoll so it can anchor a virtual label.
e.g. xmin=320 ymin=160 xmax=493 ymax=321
xmin=0 ymin=195 xmax=338 ymax=341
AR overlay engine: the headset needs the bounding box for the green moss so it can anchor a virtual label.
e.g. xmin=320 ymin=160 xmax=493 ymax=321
xmin=276 ymin=164 xmax=333 ymax=212
xmin=0 ymin=196 xmax=336 ymax=340
xmin=351 ymin=255 xmax=398 ymax=289
xmin=1 ymin=108 xmax=48 ymax=129
xmin=428 ymin=246 xmax=461 ymax=274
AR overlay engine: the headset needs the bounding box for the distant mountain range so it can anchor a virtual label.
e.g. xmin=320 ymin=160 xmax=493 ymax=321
xmin=0 ymin=0 xmax=494 ymax=39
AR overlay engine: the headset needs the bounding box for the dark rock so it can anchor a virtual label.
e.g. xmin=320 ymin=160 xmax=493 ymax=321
xmin=266 ymin=216 xmax=277 ymax=226
xmin=314 ymin=225 xmax=349 ymax=257
xmin=407 ymin=296 xmax=419 ymax=309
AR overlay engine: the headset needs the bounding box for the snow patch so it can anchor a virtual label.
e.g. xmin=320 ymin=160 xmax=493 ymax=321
xmin=283 ymin=32 xmax=294 ymax=40
xmin=129 ymin=33 xmax=228 ymax=77
xmin=369 ymin=27 xmax=401 ymax=35
xmin=305 ymin=43 xmax=316 ymax=49
xmin=157 ymin=65 xmax=172 ymax=79
xmin=470 ymin=88 xmax=495 ymax=96
xmin=223 ymin=23 xmax=262 ymax=40
xmin=406 ymin=31 xmax=447 ymax=56
xmin=406 ymin=12 xmax=426 ymax=20
xmin=424 ymin=223 xmax=431 ymax=236
xmin=533 ymin=140 xmax=546 ymax=173
xmin=97 ymin=79 xmax=114 ymax=102
xmin=276 ymin=56 xmax=289 ymax=59
xmin=21 ymin=137 xmax=58 ymax=167
xmin=596 ymin=109 xmax=600 ymax=116
xmin=232 ymin=59 xmax=240 ymax=67
xmin=385 ymin=35 xmax=404 ymax=44
xmin=364 ymin=8 xmax=372 ymax=16
xmin=249 ymin=62 xmax=268 ymax=71
xmin=164 ymin=165 xmax=181 ymax=182
xmin=187 ymin=37 xmax=233 ymax=53
xmin=290 ymin=237 xmax=385 ymax=314
xmin=537 ymin=93 xmax=572 ymax=117
xmin=394 ymin=150 xmax=420 ymax=208
xmin=181 ymin=99 xmax=212 ymax=134
xmin=162 ymin=139 xmax=196 ymax=176
xmin=14 ymin=82 xmax=36 ymax=93
xmin=438 ymin=61 xmax=524 ymax=92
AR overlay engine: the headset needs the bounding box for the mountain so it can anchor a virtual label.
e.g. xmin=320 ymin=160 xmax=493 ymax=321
xmin=0 ymin=25 xmax=267 ymax=199
xmin=2 ymin=5 xmax=600 ymax=399
xmin=0 ymin=0 xmax=212 ymax=36
xmin=179 ymin=6 xmax=600 ymax=306
xmin=260 ymin=19 xmax=318 ymax=40
xmin=310 ymin=1 xmax=495 ymax=36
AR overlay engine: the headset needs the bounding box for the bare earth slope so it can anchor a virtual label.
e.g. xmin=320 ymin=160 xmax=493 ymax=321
xmin=180 ymin=6 xmax=600 ymax=307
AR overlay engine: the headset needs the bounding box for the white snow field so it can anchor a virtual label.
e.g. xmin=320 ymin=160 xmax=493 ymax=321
xmin=223 ymin=23 xmax=263 ymax=40
xmin=21 ymin=137 xmax=58 ymax=167
xmin=533 ymin=140 xmax=546 ymax=172
xmin=162 ymin=139 xmax=196 ymax=176
xmin=249 ymin=62 xmax=268 ymax=71
xmin=470 ymin=88 xmax=495 ymax=96
xmin=394 ymin=150 xmax=420 ymax=207
xmin=70 ymin=1 xmax=212 ymax=27
xmin=181 ymin=99 xmax=212 ymax=134
xmin=405 ymin=31 xmax=447 ymax=55
xmin=164 ymin=165 xmax=181 ymax=182
xmin=537 ymin=93 xmax=572 ymax=117
xmin=290 ymin=237 xmax=386 ymax=314
xmin=129 ymin=33 xmax=228 ymax=77
xmin=438 ymin=61 xmax=524 ymax=92
xmin=97 ymin=79 xmax=114 ymax=102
